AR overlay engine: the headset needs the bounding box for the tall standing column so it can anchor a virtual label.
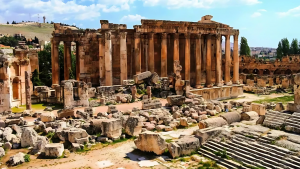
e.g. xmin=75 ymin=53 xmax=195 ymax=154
xmin=99 ymin=37 xmax=105 ymax=83
xmin=215 ymin=34 xmax=222 ymax=86
xmin=206 ymin=35 xmax=212 ymax=86
xmin=195 ymin=34 xmax=202 ymax=88
xmin=161 ymin=33 xmax=168 ymax=77
xmin=173 ymin=33 xmax=180 ymax=68
xmin=120 ymin=32 xmax=127 ymax=84
xmin=75 ymin=41 xmax=81 ymax=81
xmin=225 ymin=35 xmax=231 ymax=84
xmin=233 ymin=33 xmax=239 ymax=84
xmin=105 ymin=31 xmax=113 ymax=86
xmin=52 ymin=39 xmax=60 ymax=84
xmin=185 ymin=33 xmax=191 ymax=81
xmin=64 ymin=41 xmax=71 ymax=80
xmin=134 ymin=32 xmax=141 ymax=74
xmin=148 ymin=33 xmax=155 ymax=73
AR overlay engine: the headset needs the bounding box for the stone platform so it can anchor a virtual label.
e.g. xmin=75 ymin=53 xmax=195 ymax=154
xmin=190 ymin=85 xmax=244 ymax=100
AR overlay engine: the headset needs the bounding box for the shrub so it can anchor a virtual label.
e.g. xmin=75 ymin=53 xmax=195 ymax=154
xmin=24 ymin=154 xmax=30 ymax=162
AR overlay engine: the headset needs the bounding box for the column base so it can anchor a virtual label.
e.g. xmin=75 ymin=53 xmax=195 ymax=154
xmin=205 ymin=84 xmax=213 ymax=88
xmin=216 ymin=83 xmax=223 ymax=87
xmin=233 ymin=80 xmax=240 ymax=84
xmin=195 ymin=85 xmax=203 ymax=89
xmin=225 ymin=81 xmax=232 ymax=86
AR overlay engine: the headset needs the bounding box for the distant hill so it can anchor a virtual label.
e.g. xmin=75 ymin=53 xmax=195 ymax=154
xmin=0 ymin=23 xmax=54 ymax=42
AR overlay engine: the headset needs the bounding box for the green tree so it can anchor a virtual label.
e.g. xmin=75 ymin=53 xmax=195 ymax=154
xmin=6 ymin=21 xmax=9 ymax=24
xmin=32 ymin=69 xmax=44 ymax=87
xmin=281 ymin=38 xmax=290 ymax=56
xmin=239 ymin=37 xmax=251 ymax=56
xmin=0 ymin=36 xmax=19 ymax=47
xmin=276 ymin=41 xmax=283 ymax=59
xmin=290 ymin=38 xmax=299 ymax=54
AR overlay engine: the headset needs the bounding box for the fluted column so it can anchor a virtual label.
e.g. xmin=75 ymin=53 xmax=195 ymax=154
xmin=99 ymin=37 xmax=105 ymax=81
xmin=64 ymin=41 xmax=71 ymax=80
xmin=105 ymin=31 xmax=112 ymax=86
xmin=206 ymin=35 xmax=212 ymax=86
xmin=51 ymin=38 xmax=60 ymax=84
xmin=161 ymin=33 xmax=168 ymax=77
xmin=148 ymin=33 xmax=155 ymax=73
xmin=233 ymin=33 xmax=239 ymax=84
xmin=225 ymin=35 xmax=231 ymax=84
xmin=173 ymin=33 xmax=180 ymax=68
xmin=134 ymin=33 xmax=141 ymax=74
xmin=185 ymin=33 xmax=190 ymax=81
xmin=195 ymin=34 xmax=202 ymax=88
xmin=120 ymin=32 xmax=127 ymax=84
xmin=75 ymin=41 xmax=81 ymax=81
xmin=215 ymin=34 xmax=222 ymax=86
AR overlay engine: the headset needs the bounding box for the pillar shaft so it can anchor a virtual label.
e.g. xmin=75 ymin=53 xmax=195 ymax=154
xmin=99 ymin=37 xmax=105 ymax=81
xmin=225 ymin=35 xmax=231 ymax=84
xmin=134 ymin=33 xmax=141 ymax=74
xmin=206 ymin=35 xmax=212 ymax=86
xmin=173 ymin=33 xmax=180 ymax=68
xmin=161 ymin=33 xmax=168 ymax=77
xmin=52 ymin=39 xmax=60 ymax=84
xmin=120 ymin=32 xmax=127 ymax=84
xmin=75 ymin=42 xmax=81 ymax=81
xmin=233 ymin=33 xmax=239 ymax=84
xmin=195 ymin=34 xmax=202 ymax=87
xmin=148 ymin=33 xmax=155 ymax=73
xmin=215 ymin=34 xmax=222 ymax=86
xmin=185 ymin=33 xmax=190 ymax=81
xmin=64 ymin=41 xmax=71 ymax=80
xmin=105 ymin=31 xmax=113 ymax=86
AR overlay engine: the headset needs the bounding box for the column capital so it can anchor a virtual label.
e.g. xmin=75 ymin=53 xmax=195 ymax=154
xmin=195 ymin=33 xmax=202 ymax=39
xmin=161 ymin=33 xmax=167 ymax=39
xmin=119 ymin=32 xmax=127 ymax=39
xmin=216 ymin=33 xmax=221 ymax=41
xmin=148 ymin=32 xmax=154 ymax=39
xmin=53 ymin=40 xmax=60 ymax=46
xmin=134 ymin=32 xmax=141 ymax=39
xmin=174 ymin=33 xmax=179 ymax=39
xmin=224 ymin=34 xmax=230 ymax=39
xmin=184 ymin=33 xmax=190 ymax=39
xmin=234 ymin=33 xmax=239 ymax=41
xmin=105 ymin=31 xmax=111 ymax=40
xmin=64 ymin=41 xmax=71 ymax=46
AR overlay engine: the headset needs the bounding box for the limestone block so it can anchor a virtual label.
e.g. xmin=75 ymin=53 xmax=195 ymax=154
xmin=275 ymin=102 xmax=285 ymax=112
xmin=194 ymin=127 xmax=223 ymax=145
xmin=44 ymin=143 xmax=64 ymax=158
xmin=107 ymin=105 xmax=118 ymax=114
xmin=241 ymin=111 xmax=259 ymax=121
xmin=7 ymin=152 xmax=25 ymax=166
xmin=133 ymin=71 xmax=152 ymax=84
xmin=125 ymin=116 xmax=143 ymax=136
xmin=251 ymin=103 xmax=266 ymax=116
xmin=40 ymin=113 xmax=56 ymax=122
xmin=167 ymin=95 xmax=185 ymax=106
xmin=0 ymin=147 xmax=5 ymax=158
xmin=3 ymin=127 xmax=13 ymax=142
xmin=180 ymin=118 xmax=188 ymax=127
xmin=101 ymin=119 xmax=122 ymax=139
xmin=5 ymin=118 xmax=21 ymax=126
xmin=76 ymin=110 xmax=89 ymax=119
xmin=134 ymin=131 xmax=167 ymax=155
xmin=198 ymin=117 xmax=228 ymax=129
xmin=57 ymin=108 xmax=75 ymax=118
xmin=168 ymin=135 xmax=200 ymax=158
xmin=67 ymin=128 xmax=89 ymax=143
xmin=21 ymin=127 xmax=39 ymax=148
xmin=220 ymin=112 xmax=241 ymax=124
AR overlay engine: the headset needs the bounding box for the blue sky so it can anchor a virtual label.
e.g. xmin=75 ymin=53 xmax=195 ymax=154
xmin=0 ymin=0 xmax=299 ymax=48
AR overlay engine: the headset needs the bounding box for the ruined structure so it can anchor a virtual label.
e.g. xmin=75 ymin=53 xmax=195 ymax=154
xmin=51 ymin=15 xmax=243 ymax=100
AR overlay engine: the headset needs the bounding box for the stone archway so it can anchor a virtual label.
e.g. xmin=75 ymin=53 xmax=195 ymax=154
xmin=253 ymin=69 xmax=259 ymax=74
xmin=263 ymin=69 xmax=270 ymax=75
xmin=285 ymin=69 xmax=292 ymax=75
xmin=274 ymin=69 xmax=281 ymax=75
xmin=243 ymin=69 xmax=249 ymax=74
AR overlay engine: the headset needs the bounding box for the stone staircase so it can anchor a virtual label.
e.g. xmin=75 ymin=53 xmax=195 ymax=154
xmin=263 ymin=110 xmax=291 ymax=129
xmin=284 ymin=112 xmax=300 ymax=133
xmin=201 ymin=138 xmax=300 ymax=169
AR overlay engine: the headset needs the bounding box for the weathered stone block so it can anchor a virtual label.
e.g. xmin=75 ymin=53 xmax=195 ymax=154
xmin=44 ymin=143 xmax=64 ymax=158
xmin=101 ymin=119 xmax=122 ymax=139
xmin=168 ymin=135 xmax=200 ymax=158
xmin=125 ymin=116 xmax=143 ymax=136
xmin=134 ymin=131 xmax=167 ymax=155
xmin=167 ymin=95 xmax=185 ymax=106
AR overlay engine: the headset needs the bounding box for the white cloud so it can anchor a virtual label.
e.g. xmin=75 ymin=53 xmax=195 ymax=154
xmin=258 ymin=9 xmax=267 ymax=12
xmin=251 ymin=12 xmax=261 ymax=17
xmin=0 ymin=0 xmax=132 ymax=23
xmin=120 ymin=14 xmax=146 ymax=22
xmin=141 ymin=0 xmax=261 ymax=9
xmin=278 ymin=6 xmax=300 ymax=17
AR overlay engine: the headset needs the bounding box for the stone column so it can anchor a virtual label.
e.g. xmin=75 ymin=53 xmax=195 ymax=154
xmin=134 ymin=32 xmax=141 ymax=74
xmin=64 ymin=41 xmax=71 ymax=80
xmin=215 ymin=34 xmax=222 ymax=86
xmin=185 ymin=33 xmax=191 ymax=81
xmin=25 ymin=71 xmax=31 ymax=110
xmin=161 ymin=33 xmax=168 ymax=77
xmin=52 ymin=39 xmax=60 ymax=84
xmin=75 ymin=41 xmax=81 ymax=81
xmin=233 ymin=33 xmax=239 ymax=84
xmin=195 ymin=33 xmax=202 ymax=88
xmin=105 ymin=31 xmax=113 ymax=86
xmin=120 ymin=32 xmax=127 ymax=84
xmin=173 ymin=33 xmax=180 ymax=72
xmin=99 ymin=37 xmax=105 ymax=82
xmin=225 ymin=35 xmax=231 ymax=84
xmin=148 ymin=33 xmax=155 ymax=73
xmin=206 ymin=35 xmax=212 ymax=86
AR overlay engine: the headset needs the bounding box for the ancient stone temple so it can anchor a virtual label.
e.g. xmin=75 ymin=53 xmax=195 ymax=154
xmin=51 ymin=15 xmax=243 ymax=100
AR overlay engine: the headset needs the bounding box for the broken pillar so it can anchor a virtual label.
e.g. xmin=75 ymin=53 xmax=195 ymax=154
xmin=25 ymin=71 xmax=31 ymax=110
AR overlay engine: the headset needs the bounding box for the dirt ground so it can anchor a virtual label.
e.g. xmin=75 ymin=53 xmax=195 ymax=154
xmin=225 ymin=92 xmax=292 ymax=103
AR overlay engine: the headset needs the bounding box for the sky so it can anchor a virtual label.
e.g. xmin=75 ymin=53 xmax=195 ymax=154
xmin=0 ymin=0 xmax=299 ymax=48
